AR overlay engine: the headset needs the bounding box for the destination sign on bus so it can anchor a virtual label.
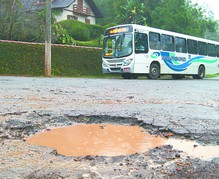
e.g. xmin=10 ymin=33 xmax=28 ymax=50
xmin=105 ymin=26 xmax=133 ymax=36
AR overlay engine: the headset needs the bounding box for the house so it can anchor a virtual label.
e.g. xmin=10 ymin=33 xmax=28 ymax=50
xmin=24 ymin=0 xmax=103 ymax=24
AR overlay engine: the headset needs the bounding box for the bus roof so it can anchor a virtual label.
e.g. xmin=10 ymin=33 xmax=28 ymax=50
xmin=106 ymin=24 xmax=219 ymax=45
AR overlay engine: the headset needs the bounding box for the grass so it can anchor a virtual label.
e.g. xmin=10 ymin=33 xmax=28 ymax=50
xmin=205 ymin=74 xmax=219 ymax=78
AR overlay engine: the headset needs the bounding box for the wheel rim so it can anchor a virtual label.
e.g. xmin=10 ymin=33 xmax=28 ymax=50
xmin=151 ymin=67 xmax=157 ymax=76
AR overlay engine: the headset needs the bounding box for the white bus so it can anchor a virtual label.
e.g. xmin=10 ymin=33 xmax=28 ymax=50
xmin=102 ymin=24 xmax=219 ymax=79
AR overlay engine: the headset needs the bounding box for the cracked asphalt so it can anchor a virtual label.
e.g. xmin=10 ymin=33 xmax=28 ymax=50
xmin=0 ymin=76 xmax=219 ymax=178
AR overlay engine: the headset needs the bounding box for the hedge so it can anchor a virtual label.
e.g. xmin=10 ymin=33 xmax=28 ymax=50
xmin=0 ymin=41 xmax=103 ymax=77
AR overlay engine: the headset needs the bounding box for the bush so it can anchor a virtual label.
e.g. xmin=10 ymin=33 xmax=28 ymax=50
xmin=85 ymin=23 xmax=105 ymax=39
xmin=58 ymin=20 xmax=91 ymax=41
xmin=57 ymin=20 xmax=109 ymax=42
xmin=75 ymin=38 xmax=102 ymax=47
xmin=52 ymin=24 xmax=75 ymax=45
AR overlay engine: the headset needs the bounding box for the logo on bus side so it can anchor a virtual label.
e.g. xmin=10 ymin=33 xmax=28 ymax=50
xmin=151 ymin=52 xmax=219 ymax=72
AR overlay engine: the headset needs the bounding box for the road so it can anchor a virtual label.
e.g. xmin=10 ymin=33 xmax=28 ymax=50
xmin=0 ymin=76 xmax=219 ymax=178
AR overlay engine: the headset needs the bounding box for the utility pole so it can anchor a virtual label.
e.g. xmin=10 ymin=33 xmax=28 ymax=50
xmin=45 ymin=0 xmax=51 ymax=77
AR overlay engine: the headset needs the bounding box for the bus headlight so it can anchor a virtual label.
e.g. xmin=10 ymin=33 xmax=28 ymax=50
xmin=122 ymin=58 xmax=133 ymax=66
xmin=102 ymin=61 xmax=109 ymax=67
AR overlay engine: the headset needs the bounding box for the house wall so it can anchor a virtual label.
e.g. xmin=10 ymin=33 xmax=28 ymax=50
xmin=55 ymin=0 xmax=96 ymax=24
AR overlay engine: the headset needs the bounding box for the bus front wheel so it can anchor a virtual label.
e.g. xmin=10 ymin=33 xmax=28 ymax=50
xmin=147 ymin=63 xmax=160 ymax=79
xmin=192 ymin=65 xmax=205 ymax=79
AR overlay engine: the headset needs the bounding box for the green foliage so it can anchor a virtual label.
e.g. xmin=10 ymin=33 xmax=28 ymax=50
xmin=95 ymin=0 xmax=219 ymax=40
xmin=58 ymin=20 xmax=91 ymax=41
xmin=94 ymin=0 xmax=118 ymax=25
xmin=1 ymin=0 xmax=219 ymax=46
xmin=150 ymin=0 xmax=218 ymax=38
xmin=0 ymin=42 xmax=44 ymax=75
xmin=51 ymin=45 xmax=102 ymax=76
xmin=57 ymin=20 xmax=106 ymax=42
xmin=75 ymin=39 xmax=102 ymax=47
xmin=52 ymin=24 xmax=75 ymax=45
xmin=0 ymin=0 xmax=24 ymax=40
xmin=0 ymin=41 xmax=102 ymax=77
xmin=116 ymin=0 xmax=147 ymax=25
xmin=86 ymin=23 xmax=104 ymax=39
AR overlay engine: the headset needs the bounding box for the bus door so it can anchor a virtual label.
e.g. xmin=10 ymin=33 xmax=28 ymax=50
xmin=134 ymin=32 xmax=149 ymax=73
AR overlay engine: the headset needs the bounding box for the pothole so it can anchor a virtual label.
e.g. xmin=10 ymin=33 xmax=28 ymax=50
xmin=27 ymin=123 xmax=219 ymax=160
xmin=27 ymin=124 xmax=166 ymax=157
xmin=166 ymin=139 xmax=219 ymax=160
xmin=2 ymin=113 xmax=219 ymax=160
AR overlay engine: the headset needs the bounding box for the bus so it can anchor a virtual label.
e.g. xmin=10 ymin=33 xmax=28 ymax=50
xmin=102 ymin=24 xmax=219 ymax=79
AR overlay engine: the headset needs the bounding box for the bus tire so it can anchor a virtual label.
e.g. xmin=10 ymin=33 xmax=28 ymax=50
xmin=192 ymin=65 xmax=205 ymax=79
xmin=147 ymin=63 xmax=160 ymax=79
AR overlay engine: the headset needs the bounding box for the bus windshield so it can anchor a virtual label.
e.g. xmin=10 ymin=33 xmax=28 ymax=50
xmin=103 ymin=33 xmax=133 ymax=58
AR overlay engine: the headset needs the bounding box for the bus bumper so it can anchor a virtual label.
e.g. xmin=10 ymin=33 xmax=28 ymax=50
xmin=102 ymin=66 xmax=133 ymax=74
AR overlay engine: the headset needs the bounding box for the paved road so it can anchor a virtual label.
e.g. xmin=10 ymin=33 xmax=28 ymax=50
xmin=0 ymin=76 xmax=219 ymax=178
xmin=0 ymin=76 xmax=218 ymax=141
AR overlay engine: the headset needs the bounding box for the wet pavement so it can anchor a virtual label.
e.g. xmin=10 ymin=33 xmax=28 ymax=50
xmin=0 ymin=76 xmax=219 ymax=178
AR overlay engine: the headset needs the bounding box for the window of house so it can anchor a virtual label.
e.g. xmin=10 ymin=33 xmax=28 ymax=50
xmin=187 ymin=39 xmax=197 ymax=54
xmin=161 ymin=34 xmax=174 ymax=51
xmin=175 ymin=37 xmax=187 ymax=53
xmin=85 ymin=18 xmax=90 ymax=24
xmin=207 ymin=43 xmax=216 ymax=57
xmin=149 ymin=32 xmax=161 ymax=50
xmin=198 ymin=41 xmax=207 ymax=55
xmin=67 ymin=15 xmax=78 ymax=20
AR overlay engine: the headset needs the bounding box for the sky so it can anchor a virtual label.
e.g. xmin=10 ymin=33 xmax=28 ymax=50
xmin=191 ymin=0 xmax=219 ymax=20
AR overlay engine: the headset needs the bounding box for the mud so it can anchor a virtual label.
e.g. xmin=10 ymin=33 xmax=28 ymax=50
xmin=27 ymin=124 xmax=167 ymax=157
xmin=0 ymin=76 xmax=219 ymax=178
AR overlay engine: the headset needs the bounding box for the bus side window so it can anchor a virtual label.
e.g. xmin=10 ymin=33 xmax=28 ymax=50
xmin=135 ymin=33 xmax=148 ymax=53
xmin=149 ymin=32 xmax=161 ymax=50
xmin=187 ymin=39 xmax=197 ymax=54
xmin=175 ymin=37 xmax=187 ymax=53
xmin=207 ymin=44 xmax=216 ymax=57
xmin=198 ymin=41 xmax=207 ymax=55
xmin=161 ymin=34 xmax=174 ymax=52
xmin=217 ymin=45 xmax=219 ymax=57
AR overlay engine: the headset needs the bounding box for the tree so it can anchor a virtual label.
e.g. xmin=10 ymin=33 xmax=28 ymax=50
xmin=0 ymin=0 xmax=24 ymax=40
xmin=0 ymin=0 xmax=46 ymax=41
xmin=94 ymin=0 xmax=118 ymax=25
xmin=115 ymin=0 xmax=147 ymax=25
xmin=150 ymin=0 xmax=218 ymax=38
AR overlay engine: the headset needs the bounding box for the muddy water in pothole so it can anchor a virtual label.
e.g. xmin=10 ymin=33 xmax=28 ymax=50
xmin=27 ymin=124 xmax=219 ymax=159
xmin=27 ymin=124 xmax=165 ymax=156
xmin=167 ymin=139 xmax=219 ymax=160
